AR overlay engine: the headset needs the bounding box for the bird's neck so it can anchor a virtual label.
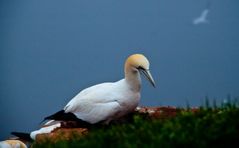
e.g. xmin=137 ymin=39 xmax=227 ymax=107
xmin=124 ymin=67 xmax=141 ymax=92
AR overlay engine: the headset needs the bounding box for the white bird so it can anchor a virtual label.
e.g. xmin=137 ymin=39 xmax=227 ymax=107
xmin=193 ymin=9 xmax=210 ymax=25
xmin=11 ymin=54 xmax=156 ymax=140
xmin=0 ymin=140 xmax=27 ymax=148
xmin=44 ymin=53 xmax=155 ymax=124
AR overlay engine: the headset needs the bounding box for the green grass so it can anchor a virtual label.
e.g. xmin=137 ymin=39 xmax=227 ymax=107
xmin=32 ymin=103 xmax=239 ymax=148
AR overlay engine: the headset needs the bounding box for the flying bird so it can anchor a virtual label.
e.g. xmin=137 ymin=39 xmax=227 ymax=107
xmin=193 ymin=0 xmax=212 ymax=25
xmin=12 ymin=54 xmax=156 ymax=140
xmin=193 ymin=9 xmax=210 ymax=25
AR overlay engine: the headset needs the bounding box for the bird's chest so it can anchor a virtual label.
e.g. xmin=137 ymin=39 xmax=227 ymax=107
xmin=117 ymin=91 xmax=140 ymax=112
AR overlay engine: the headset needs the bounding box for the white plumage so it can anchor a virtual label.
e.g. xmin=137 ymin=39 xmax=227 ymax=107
xmin=30 ymin=122 xmax=61 ymax=140
xmin=60 ymin=54 xmax=155 ymax=124
xmin=64 ymin=79 xmax=140 ymax=124
xmin=12 ymin=54 xmax=156 ymax=141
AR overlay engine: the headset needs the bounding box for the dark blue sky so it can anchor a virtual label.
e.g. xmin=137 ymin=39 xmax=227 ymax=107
xmin=1 ymin=0 xmax=239 ymax=139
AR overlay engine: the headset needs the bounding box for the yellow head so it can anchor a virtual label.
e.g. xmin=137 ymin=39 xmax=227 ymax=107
xmin=2 ymin=140 xmax=27 ymax=148
xmin=125 ymin=54 xmax=155 ymax=87
xmin=125 ymin=54 xmax=150 ymax=70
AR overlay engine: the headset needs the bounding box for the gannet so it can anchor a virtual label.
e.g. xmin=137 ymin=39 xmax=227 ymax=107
xmin=193 ymin=0 xmax=212 ymax=25
xmin=44 ymin=54 xmax=155 ymax=124
xmin=0 ymin=140 xmax=27 ymax=148
xmin=11 ymin=54 xmax=156 ymax=141
xmin=193 ymin=9 xmax=210 ymax=25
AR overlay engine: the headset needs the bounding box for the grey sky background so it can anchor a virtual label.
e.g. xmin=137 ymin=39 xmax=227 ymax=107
xmin=1 ymin=0 xmax=239 ymax=139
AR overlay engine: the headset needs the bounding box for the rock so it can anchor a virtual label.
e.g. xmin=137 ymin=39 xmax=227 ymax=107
xmin=10 ymin=106 xmax=199 ymax=145
xmin=35 ymin=128 xmax=88 ymax=143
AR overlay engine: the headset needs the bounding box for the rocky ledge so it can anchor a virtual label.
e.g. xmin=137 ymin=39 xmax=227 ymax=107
xmin=5 ymin=106 xmax=199 ymax=147
xmin=33 ymin=106 xmax=198 ymax=143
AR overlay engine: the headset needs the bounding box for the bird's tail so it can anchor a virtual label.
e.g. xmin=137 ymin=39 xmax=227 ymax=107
xmin=11 ymin=132 xmax=33 ymax=142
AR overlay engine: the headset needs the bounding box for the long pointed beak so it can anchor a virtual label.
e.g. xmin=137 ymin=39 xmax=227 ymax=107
xmin=139 ymin=69 xmax=156 ymax=87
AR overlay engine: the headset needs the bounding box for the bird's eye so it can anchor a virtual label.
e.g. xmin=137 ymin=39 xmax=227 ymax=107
xmin=137 ymin=66 xmax=145 ymax=70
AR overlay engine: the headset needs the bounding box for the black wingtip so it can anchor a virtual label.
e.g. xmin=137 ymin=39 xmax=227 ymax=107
xmin=44 ymin=110 xmax=85 ymax=122
xmin=44 ymin=110 xmax=77 ymax=121
xmin=11 ymin=132 xmax=33 ymax=142
xmin=44 ymin=110 xmax=92 ymax=128
xmin=40 ymin=110 xmax=65 ymax=124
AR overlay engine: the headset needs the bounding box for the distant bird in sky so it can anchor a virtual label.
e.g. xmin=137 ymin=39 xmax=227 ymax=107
xmin=12 ymin=53 xmax=156 ymax=140
xmin=193 ymin=9 xmax=210 ymax=25
xmin=193 ymin=0 xmax=211 ymax=25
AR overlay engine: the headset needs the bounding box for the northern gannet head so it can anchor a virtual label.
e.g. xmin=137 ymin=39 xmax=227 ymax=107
xmin=0 ymin=140 xmax=27 ymax=148
xmin=125 ymin=54 xmax=155 ymax=87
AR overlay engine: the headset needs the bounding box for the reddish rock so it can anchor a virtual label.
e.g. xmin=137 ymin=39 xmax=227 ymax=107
xmin=10 ymin=106 xmax=200 ymax=145
xmin=35 ymin=128 xmax=88 ymax=143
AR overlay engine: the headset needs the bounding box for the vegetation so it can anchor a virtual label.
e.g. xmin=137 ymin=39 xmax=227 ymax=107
xmin=33 ymin=101 xmax=239 ymax=148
